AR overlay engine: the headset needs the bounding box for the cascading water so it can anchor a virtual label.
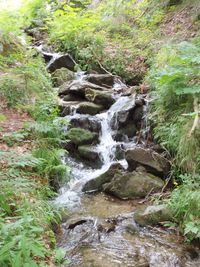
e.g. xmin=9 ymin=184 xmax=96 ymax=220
xmin=54 ymin=73 xmax=200 ymax=267
xmin=96 ymin=112 xmax=117 ymax=165
xmin=55 ymin=96 xmax=133 ymax=208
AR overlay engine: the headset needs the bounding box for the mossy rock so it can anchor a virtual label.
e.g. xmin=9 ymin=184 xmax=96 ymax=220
xmin=103 ymin=170 xmax=164 ymax=199
xmin=85 ymin=88 xmax=115 ymax=108
xmin=66 ymin=127 xmax=98 ymax=145
xmin=52 ymin=68 xmax=75 ymax=87
xmin=76 ymin=102 xmax=104 ymax=115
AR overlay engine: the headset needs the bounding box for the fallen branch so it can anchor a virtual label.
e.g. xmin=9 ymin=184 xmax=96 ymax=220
xmin=189 ymin=95 xmax=199 ymax=137
xmin=97 ymin=60 xmax=112 ymax=75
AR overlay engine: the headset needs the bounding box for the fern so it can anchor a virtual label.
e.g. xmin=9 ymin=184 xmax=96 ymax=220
xmin=149 ymin=40 xmax=200 ymax=173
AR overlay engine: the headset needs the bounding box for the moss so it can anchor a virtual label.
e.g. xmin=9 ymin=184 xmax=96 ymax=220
xmin=66 ymin=127 xmax=98 ymax=145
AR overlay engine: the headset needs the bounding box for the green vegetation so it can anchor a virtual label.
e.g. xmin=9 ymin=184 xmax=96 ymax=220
xmin=168 ymin=174 xmax=200 ymax=241
xmin=0 ymin=1 xmax=200 ymax=265
xmin=66 ymin=127 xmax=97 ymax=145
xmin=149 ymin=38 xmax=200 ymax=240
xmin=149 ymin=40 xmax=200 ymax=173
xmin=0 ymin=5 xmax=69 ymax=266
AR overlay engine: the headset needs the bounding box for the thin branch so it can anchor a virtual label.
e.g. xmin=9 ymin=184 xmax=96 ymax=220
xmin=189 ymin=95 xmax=199 ymax=137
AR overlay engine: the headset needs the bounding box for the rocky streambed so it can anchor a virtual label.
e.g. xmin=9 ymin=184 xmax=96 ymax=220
xmin=38 ymin=49 xmax=200 ymax=267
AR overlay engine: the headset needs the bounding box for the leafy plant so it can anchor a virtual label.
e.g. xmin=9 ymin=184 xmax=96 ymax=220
xmin=149 ymin=40 xmax=200 ymax=173
xmin=3 ymin=130 xmax=29 ymax=147
xmin=167 ymin=174 xmax=200 ymax=241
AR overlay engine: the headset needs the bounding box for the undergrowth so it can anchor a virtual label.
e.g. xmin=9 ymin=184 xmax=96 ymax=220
xmin=149 ymin=38 xmax=200 ymax=241
xmin=0 ymin=7 xmax=70 ymax=265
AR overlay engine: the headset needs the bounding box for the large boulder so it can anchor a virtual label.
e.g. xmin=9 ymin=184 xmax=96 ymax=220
xmin=76 ymin=102 xmax=104 ymax=115
xmin=66 ymin=128 xmax=98 ymax=146
xmin=78 ymin=145 xmax=102 ymax=166
xmin=85 ymin=74 xmax=115 ymax=88
xmin=103 ymin=170 xmax=164 ymax=199
xmin=134 ymin=205 xmax=172 ymax=226
xmin=47 ymin=54 xmax=76 ymax=72
xmin=59 ymin=80 xmax=109 ymax=97
xmin=85 ymin=88 xmax=115 ymax=108
xmin=125 ymin=147 xmax=170 ymax=177
xmin=82 ymin=163 xmax=124 ymax=192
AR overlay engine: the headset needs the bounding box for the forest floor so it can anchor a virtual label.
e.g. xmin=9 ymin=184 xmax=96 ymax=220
xmin=0 ymin=99 xmax=32 ymax=153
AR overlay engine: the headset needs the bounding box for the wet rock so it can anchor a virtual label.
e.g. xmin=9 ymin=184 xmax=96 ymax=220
xmin=66 ymin=128 xmax=98 ymax=146
xmin=125 ymin=224 xmax=139 ymax=235
xmin=97 ymin=219 xmax=117 ymax=233
xmin=76 ymin=102 xmax=105 ymax=115
xmin=82 ymin=163 xmax=124 ymax=193
xmin=132 ymin=105 xmax=144 ymax=124
xmin=78 ymin=145 xmax=102 ymax=165
xmin=47 ymin=54 xmax=76 ymax=72
xmin=66 ymin=216 xmax=94 ymax=230
xmin=110 ymin=95 xmax=136 ymax=128
xmin=103 ymin=170 xmax=164 ymax=199
xmin=52 ymin=68 xmax=75 ymax=87
xmin=70 ymin=116 xmax=101 ymax=133
xmin=122 ymin=86 xmax=139 ymax=96
xmin=134 ymin=205 xmax=172 ymax=226
xmin=125 ymin=147 xmax=170 ymax=177
xmin=58 ymin=100 xmax=80 ymax=116
xmin=63 ymin=94 xmax=84 ymax=102
xmin=59 ymin=80 xmax=109 ymax=97
xmin=110 ymin=95 xmax=144 ymax=129
xmin=40 ymin=51 xmax=53 ymax=63
xmin=114 ymin=123 xmax=137 ymax=141
xmin=85 ymin=88 xmax=115 ymax=108
xmin=85 ymin=74 xmax=115 ymax=88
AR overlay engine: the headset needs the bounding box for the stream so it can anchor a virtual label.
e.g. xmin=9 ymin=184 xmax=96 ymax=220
xmin=38 ymin=49 xmax=200 ymax=267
